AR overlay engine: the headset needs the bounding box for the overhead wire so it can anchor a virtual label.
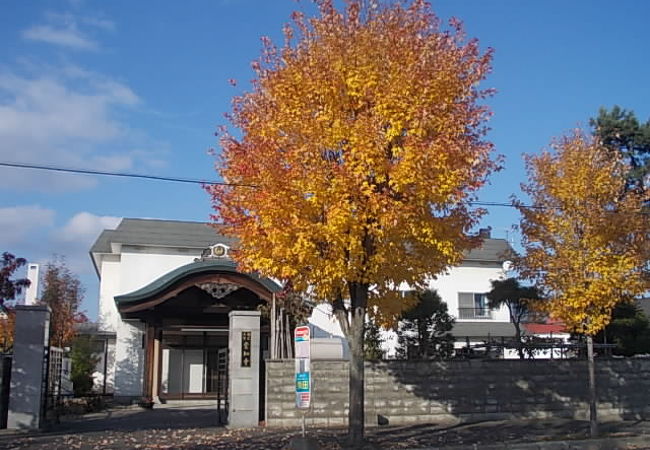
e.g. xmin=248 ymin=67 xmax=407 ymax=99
xmin=1 ymin=161 xmax=647 ymax=215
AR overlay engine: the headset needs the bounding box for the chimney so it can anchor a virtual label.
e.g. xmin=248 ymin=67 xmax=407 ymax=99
xmin=24 ymin=263 xmax=40 ymax=306
xmin=478 ymin=227 xmax=492 ymax=239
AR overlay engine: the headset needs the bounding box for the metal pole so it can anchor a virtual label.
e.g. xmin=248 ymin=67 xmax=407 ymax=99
xmin=587 ymin=335 xmax=598 ymax=438
xmin=271 ymin=293 xmax=276 ymax=359
xmin=279 ymin=308 xmax=284 ymax=359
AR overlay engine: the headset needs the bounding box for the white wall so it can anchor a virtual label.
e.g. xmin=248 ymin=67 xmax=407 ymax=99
xmin=309 ymin=303 xmax=344 ymax=338
xmin=118 ymin=248 xmax=198 ymax=294
xmin=114 ymin=319 xmax=145 ymax=397
xmin=98 ymin=246 xmax=201 ymax=332
xmin=98 ymin=255 xmax=121 ymax=332
xmin=96 ymin=246 xmax=202 ymax=397
xmin=428 ymin=263 xmax=509 ymax=322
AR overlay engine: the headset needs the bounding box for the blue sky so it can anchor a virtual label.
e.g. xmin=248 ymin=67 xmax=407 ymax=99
xmin=1 ymin=0 xmax=649 ymax=319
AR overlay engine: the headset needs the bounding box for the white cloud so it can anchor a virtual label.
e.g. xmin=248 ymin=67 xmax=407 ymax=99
xmin=0 ymin=74 xmax=129 ymax=142
xmin=81 ymin=16 xmax=115 ymax=32
xmin=0 ymin=205 xmax=55 ymax=246
xmin=22 ymin=24 xmax=97 ymax=51
xmin=0 ymin=66 xmax=167 ymax=191
xmin=44 ymin=212 xmax=120 ymax=277
xmin=3 ymin=8 xmax=169 ymax=193
xmin=21 ymin=11 xmax=114 ymax=51
xmin=48 ymin=212 xmax=121 ymax=276
xmin=53 ymin=212 xmax=121 ymax=244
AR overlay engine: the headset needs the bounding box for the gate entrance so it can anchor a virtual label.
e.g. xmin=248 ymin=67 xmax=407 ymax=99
xmin=216 ymin=347 xmax=228 ymax=424
xmin=160 ymin=329 xmax=227 ymax=400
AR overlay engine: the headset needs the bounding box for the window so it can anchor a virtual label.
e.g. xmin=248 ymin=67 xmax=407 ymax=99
xmin=458 ymin=292 xmax=492 ymax=319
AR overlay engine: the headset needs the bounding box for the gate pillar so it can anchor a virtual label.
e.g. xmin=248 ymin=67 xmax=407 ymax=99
xmin=7 ymin=305 xmax=50 ymax=430
xmin=228 ymin=310 xmax=260 ymax=427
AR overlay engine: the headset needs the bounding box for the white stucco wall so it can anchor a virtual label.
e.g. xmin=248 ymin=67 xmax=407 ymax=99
xmin=96 ymin=246 xmax=203 ymax=397
xmin=428 ymin=262 xmax=509 ymax=321
xmin=114 ymin=319 xmax=145 ymax=397
xmin=309 ymin=303 xmax=345 ymax=338
xmin=118 ymin=248 xmax=198 ymax=294
xmin=98 ymin=255 xmax=121 ymax=332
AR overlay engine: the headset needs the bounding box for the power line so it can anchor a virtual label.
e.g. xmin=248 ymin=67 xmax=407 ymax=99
xmin=1 ymin=161 xmax=647 ymax=214
xmin=0 ymin=161 xmax=256 ymax=188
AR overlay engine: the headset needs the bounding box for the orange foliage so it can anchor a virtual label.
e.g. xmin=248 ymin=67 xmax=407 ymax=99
xmin=517 ymin=131 xmax=649 ymax=335
xmin=0 ymin=308 xmax=15 ymax=352
xmin=39 ymin=258 xmax=85 ymax=348
xmin=208 ymin=0 xmax=498 ymax=325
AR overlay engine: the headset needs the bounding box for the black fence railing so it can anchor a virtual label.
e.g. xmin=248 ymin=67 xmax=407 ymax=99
xmin=458 ymin=307 xmax=494 ymax=320
xmin=455 ymin=338 xmax=619 ymax=360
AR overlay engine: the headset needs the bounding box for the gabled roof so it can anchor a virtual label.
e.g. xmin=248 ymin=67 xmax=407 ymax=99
xmin=464 ymin=238 xmax=512 ymax=263
xmin=90 ymin=218 xmax=513 ymax=277
xmin=90 ymin=218 xmax=234 ymax=254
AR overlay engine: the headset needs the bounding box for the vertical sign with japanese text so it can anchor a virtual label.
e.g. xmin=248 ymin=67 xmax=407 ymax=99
xmin=294 ymin=325 xmax=311 ymax=409
xmin=241 ymin=331 xmax=251 ymax=367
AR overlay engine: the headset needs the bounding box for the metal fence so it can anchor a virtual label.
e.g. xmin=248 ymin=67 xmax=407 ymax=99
xmin=456 ymin=338 xmax=618 ymax=360
xmin=44 ymin=346 xmax=72 ymax=422
xmin=457 ymin=308 xmax=494 ymax=320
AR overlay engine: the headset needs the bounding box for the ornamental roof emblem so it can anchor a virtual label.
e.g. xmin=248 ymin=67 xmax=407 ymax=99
xmin=198 ymin=243 xmax=230 ymax=260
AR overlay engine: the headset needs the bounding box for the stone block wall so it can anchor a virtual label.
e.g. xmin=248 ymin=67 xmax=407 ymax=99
xmin=265 ymin=359 xmax=650 ymax=427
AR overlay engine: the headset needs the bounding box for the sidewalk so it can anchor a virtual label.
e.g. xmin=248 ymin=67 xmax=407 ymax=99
xmin=0 ymin=411 xmax=648 ymax=449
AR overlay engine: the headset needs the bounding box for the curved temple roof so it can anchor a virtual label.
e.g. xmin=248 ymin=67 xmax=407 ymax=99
xmin=114 ymin=259 xmax=282 ymax=306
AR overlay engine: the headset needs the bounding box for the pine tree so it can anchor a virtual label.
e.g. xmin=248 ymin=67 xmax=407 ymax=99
xmin=396 ymin=290 xmax=455 ymax=360
xmin=364 ymin=314 xmax=384 ymax=360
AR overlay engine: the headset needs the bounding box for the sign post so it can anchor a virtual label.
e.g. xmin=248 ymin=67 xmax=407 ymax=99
xmin=294 ymin=325 xmax=311 ymax=436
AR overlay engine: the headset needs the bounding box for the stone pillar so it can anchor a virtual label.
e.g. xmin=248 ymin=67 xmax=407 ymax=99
xmin=228 ymin=310 xmax=261 ymax=427
xmin=8 ymin=305 xmax=50 ymax=430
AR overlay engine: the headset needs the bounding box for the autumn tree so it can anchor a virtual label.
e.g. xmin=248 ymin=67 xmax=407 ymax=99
xmin=0 ymin=252 xmax=30 ymax=351
xmin=516 ymin=131 xmax=648 ymax=437
xmin=396 ymin=289 xmax=455 ymax=360
xmin=208 ymin=1 xmax=496 ymax=442
xmin=39 ymin=258 xmax=86 ymax=348
xmin=486 ymin=278 xmax=541 ymax=360
xmin=0 ymin=252 xmax=30 ymax=308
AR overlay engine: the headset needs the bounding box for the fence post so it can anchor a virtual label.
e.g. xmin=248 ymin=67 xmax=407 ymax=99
xmin=7 ymin=305 xmax=51 ymax=430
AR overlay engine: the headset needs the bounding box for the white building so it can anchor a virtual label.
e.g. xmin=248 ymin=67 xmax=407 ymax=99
xmin=90 ymin=218 xmax=517 ymax=402
xmin=309 ymin=230 xmax=517 ymax=358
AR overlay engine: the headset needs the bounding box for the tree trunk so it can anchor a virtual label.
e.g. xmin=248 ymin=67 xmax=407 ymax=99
xmin=508 ymin=305 xmax=525 ymax=360
xmin=514 ymin=322 xmax=525 ymax=360
xmin=587 ymin=334 xmax=598 ymax=438
xmin=346 ymin=282 xmax=368 ymax=446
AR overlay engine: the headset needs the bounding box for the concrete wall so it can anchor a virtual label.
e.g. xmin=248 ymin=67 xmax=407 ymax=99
xmin=8 ymin=306 xmax=50 ymax=430
xmin=265 ymin=359 xmax=650 ymax=427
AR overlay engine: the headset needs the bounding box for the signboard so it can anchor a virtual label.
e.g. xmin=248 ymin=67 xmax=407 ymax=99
xmin=241 ymin=331 xmax=251 ymax=367
xmin=294 ymin=325 xmax=311 ymax=409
